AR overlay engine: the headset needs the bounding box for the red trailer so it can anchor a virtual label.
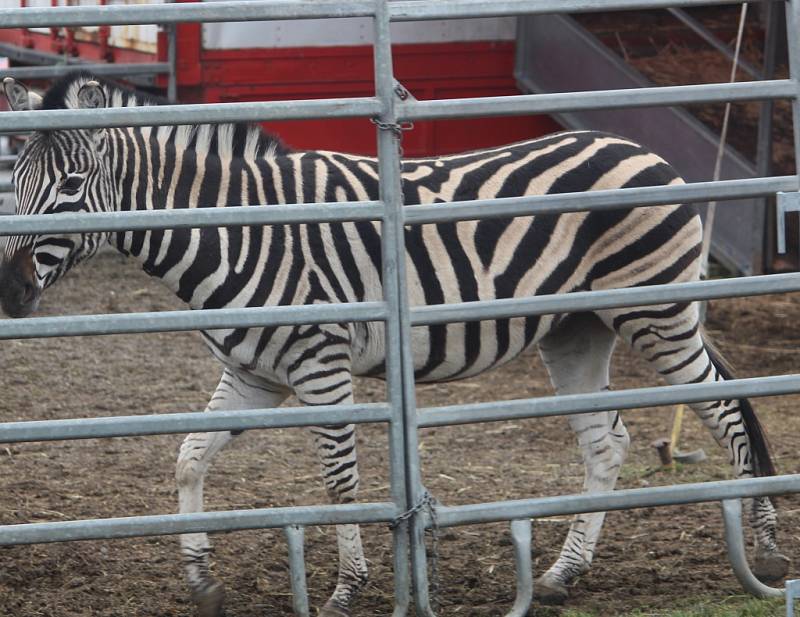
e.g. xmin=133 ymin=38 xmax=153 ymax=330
xmin=0 ymin=0 xmax=559 ymax=156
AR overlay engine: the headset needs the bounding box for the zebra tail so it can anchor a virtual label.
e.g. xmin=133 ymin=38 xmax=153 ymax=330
xmin=703 ymin=333 xmax=776 ymax=478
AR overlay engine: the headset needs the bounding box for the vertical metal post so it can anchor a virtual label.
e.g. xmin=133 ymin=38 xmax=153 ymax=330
xmin=504 ymin=520 xmax=533 ymax=617
xmin=284 ymin=525 xmax=310 ymax=617
xmin=785 ymin=0 xmax=800 ymax=265
xmin=372 ymin=2 xmax=435 ymax=614
xmin=757 ymin=1 xmax=779 ymax=179
xmin=786 ymin=0 xmax=800 ymax=181
xmin=166 ymin=23 xmax=178 ymax=102
xmin=758 ymin=0 xmax=779 ymax=271
xmin=372 ymin=1 xmax=411 ymax=615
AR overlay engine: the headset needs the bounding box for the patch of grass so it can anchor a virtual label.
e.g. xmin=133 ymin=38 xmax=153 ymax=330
xmin=551 ymin=596 xmax=786 ymax=617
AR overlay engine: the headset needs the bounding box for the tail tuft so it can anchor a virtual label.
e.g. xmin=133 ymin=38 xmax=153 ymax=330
xmin=704 ymin=337 xmax=776 ymax=477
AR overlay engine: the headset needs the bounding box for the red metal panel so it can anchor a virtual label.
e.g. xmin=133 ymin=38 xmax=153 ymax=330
xmin=0 ymin=12 xmax=559 ymax=156
xmin=196 ymin=42 xmax=559 ymax=155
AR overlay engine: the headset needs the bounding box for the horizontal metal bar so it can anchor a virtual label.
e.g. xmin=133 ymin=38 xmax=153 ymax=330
xmin=0 ymin=42 xmax=85 ymax=68
xmin=404 ymin=176 xmax=800 ymax=224
xmin=0 ymin=403 xmax=392 ymax=443
xmin=3 ymin=176 xmax=796 ymax=229
xmin=0 ymin=0 xmax=376 ymax=28
xmin=0 ymin=63 xmax=170 ymax=81
xmin=0 ymin=0 xmax=774 ymax=29
xmin=390 ymin=0 xmax=777 ymax=20
xmin=0 ymin=201 xmax=384 ymax=237
xmin=0 ymin=84 xmax=786 ymax=135
xmin=0 ymin=0 xmax=776 ymax=28
xmin=0 ymin=501 xmax=397 ymax=546
xmin=398 ymin=80 xmax=795 ymax=121
xmin=410 ymin=272 xmax=800 ymax=326
xmin=0 ymin=301 xmax=387 ymax=340
xmin=1 ymin=271 xmax=794 ymax=344
xmin=418 ymin=373 xmax=800 ymax=428
xmin=434 ymin=474 xmax=800 ymax=528
xmin=0 ymin=97 xmax=383 ymax=132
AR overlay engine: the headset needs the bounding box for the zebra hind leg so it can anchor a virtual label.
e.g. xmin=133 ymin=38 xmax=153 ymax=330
xmin=599 ymin=301 xmax=789 ymax=583
xmin=534 ymin=314 xmax=629 ymax=604
xmin=176 ymin=369 xmax=289 ymax=617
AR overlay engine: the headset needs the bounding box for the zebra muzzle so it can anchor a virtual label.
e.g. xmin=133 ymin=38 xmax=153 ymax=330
xmin=0 ymin=248 xmax=41 ymax=318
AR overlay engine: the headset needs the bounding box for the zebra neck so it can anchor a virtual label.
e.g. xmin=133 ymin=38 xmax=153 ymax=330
xmin=108 ymin=127 xmax=289 ymax=309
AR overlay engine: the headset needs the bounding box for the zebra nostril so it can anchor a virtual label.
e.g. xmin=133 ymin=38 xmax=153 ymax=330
xmin=20 ymin=280 xmax=36 ymax=305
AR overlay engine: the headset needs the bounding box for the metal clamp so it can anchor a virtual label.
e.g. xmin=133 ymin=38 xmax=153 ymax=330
xmin=775 ymin=192 xmax=800 ymax=253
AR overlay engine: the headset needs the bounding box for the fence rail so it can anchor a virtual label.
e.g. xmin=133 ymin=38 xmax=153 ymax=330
xmin=0 ymin=1 xmax=797 ymax=616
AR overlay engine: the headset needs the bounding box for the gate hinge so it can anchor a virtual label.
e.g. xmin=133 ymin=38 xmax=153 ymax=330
xmin=775 ymin=192 xmax=800 ymax=253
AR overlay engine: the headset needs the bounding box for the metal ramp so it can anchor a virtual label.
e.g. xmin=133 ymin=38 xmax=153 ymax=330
xmin=515 ymin=13 xmax=765 ymax=275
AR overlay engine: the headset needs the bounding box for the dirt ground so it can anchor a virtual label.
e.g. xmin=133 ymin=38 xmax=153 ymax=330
xmin=1 ymin=7 xmax=799 ymax=617
xmin=0 ymin=251 xmax=798 ymax=617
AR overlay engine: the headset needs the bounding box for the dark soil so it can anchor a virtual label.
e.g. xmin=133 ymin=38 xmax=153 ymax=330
xmin=0 ymin=251 xmax=798 ymax=617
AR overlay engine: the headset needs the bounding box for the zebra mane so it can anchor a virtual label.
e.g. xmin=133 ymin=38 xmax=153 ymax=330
xmin=41 ymin=71 xmax=290 ymax=160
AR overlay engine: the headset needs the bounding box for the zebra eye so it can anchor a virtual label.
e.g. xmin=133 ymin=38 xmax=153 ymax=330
xmin=59 ymin=175 xmax=84 ymax=195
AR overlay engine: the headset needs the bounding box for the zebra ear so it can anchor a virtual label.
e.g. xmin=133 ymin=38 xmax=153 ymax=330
xmin=2 ymin=77 xmax=43 ymax=111
xmin=77 ymin=80 xmax=106 ymax=110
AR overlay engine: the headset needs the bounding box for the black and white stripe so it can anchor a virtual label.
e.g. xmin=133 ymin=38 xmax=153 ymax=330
xmin=0 ymin=73 xmax=788 ymax=614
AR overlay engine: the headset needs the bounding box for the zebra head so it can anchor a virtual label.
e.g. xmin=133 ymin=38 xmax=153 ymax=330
xmin=0 ymin=75 xmax=115 ymax=318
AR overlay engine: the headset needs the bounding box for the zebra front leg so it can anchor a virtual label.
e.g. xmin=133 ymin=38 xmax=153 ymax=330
xmin=177 ymin=430 xmax=233 ymax=617
xmin=535 ymin=315 xmax=627 ymax=604
xmin=176 ymin=368 xmax=288 ymax=617
xmin=310 ymin=422 xmax=367 ymax=617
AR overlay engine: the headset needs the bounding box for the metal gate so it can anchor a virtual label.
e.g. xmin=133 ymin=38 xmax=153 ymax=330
xmin=0 ymin=1 xmax=799 ymax=616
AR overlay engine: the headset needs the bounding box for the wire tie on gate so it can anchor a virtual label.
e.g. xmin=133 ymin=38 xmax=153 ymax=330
xmin=371 ymin=118 xmax=414 ymax=139
xmin=390 ymin=490 xmax=441 ymax=612
xmin=390 ymin=490 xmax=437 ymax=529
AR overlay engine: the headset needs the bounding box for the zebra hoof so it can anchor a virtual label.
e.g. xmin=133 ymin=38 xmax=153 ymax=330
xmin=534 ymin=574 xmax=569 ymax=605
xmin=191 ymin=580 xmax=226 ymax=617
xmin=319 ymin=599 xmax=351 ymax=617
xmin=753 ymin=549 xmax=790 ymax=583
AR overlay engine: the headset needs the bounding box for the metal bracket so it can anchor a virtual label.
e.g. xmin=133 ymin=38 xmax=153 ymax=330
xmin=787 ymin=579 xmax=800 ymax=617
xmin=392 ymin=79 xmax=417 ymax=103
xmin=775 ymin=192 xmax=800 ymax=253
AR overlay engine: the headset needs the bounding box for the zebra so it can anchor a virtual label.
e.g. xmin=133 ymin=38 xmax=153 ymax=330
xmin=0 ymin=72 xmax=790 ymax=615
